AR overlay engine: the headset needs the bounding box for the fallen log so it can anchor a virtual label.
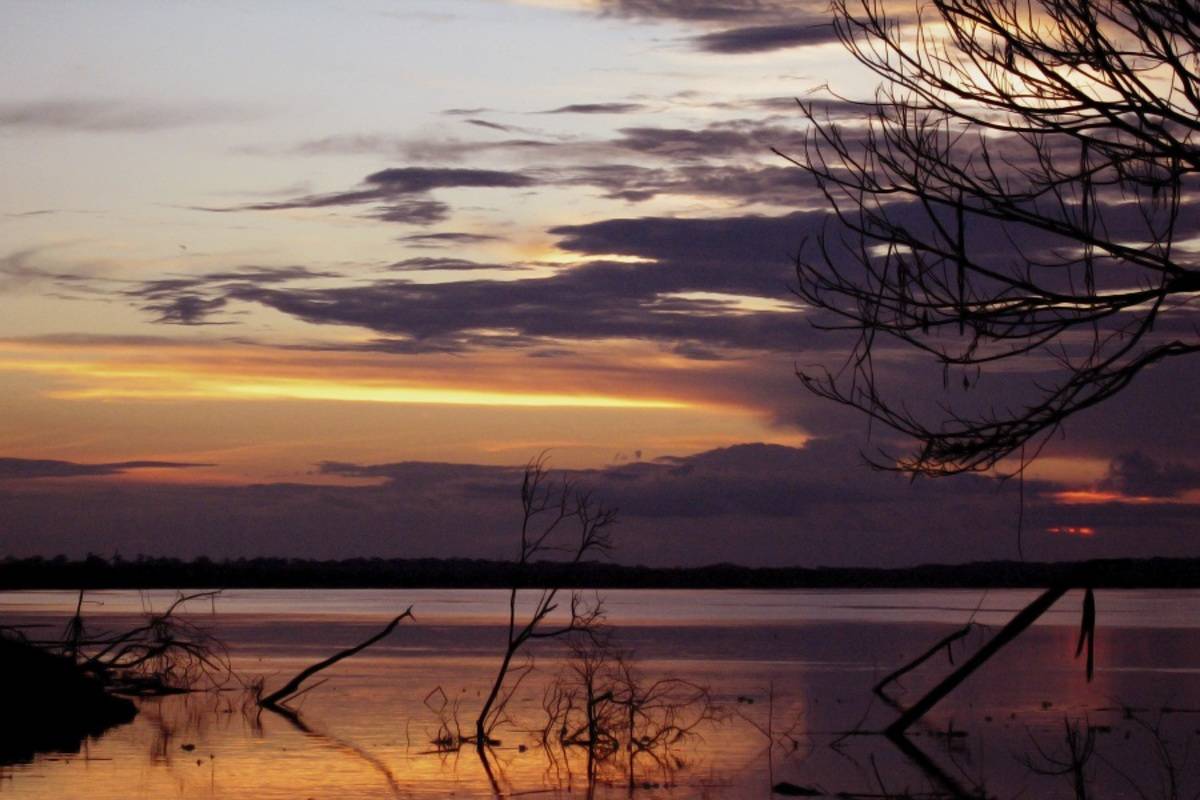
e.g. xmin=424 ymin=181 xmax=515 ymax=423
xmin=885 ymin=585 xmax=1069 ymax=736
xmin=873 ymin=623 xmax=974 ymax=700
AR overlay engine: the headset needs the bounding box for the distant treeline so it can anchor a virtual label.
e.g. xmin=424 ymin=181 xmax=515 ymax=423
xmin=1 ymin=554 xmax=1198 ymax=590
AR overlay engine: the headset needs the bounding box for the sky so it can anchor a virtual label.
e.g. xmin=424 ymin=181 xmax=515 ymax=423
xmin=1 ymin=0 xmax=1197 ymax=567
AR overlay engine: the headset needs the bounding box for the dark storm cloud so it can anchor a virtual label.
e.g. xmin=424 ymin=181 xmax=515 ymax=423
xmin=0 ymin=458 xmax=210 ymax=480
xmin=1098 ymin=451 xmax=1200 ymax=498
xmin=4 ymin=441 xmax=1193 ymax=566
xmin=692 ymin=23 xmax=838 ymax=53
xmin=0 ymin=99 xmax=250 ymax=133
xmin=541 ymin=103 xmax=647 ymax=114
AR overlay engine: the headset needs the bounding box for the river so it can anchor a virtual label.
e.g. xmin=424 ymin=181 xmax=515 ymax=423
xmin=2 ymin=588 xmax=1198 ymax=798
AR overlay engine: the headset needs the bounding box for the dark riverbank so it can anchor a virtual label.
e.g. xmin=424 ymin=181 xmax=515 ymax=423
xmin=2 ymin=554 xmax=1198 ymax=590
xmin=0 ymin=635 xmax=137 ymax=765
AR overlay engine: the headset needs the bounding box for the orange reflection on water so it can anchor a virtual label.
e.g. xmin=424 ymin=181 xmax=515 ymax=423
xmin=1047 ymin=525 xmax=1097 ymax=537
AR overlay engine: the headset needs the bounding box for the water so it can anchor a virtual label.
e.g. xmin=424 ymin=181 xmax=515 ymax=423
xmin=2 ymin=588 xmax=1198 ymax=798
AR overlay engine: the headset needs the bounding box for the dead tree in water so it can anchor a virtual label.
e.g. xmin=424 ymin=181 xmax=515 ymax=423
xmin=258 ymin=608 xmax=413 ymax=721
xmin=31 ymin=589 xmax=233 ymax=695
xmin=473 ymin=456 xmax=616 ymax=747
xmin=541 ymin=640 xmax=718 ymax=789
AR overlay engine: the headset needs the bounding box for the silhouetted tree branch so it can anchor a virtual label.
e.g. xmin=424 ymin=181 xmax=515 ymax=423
xmin=473 ymin=455 xmax=616 ymax=746
xmin=258 ymin=607 xmax=412 ymax=713
xmin=785 ymin=0 xmax=1200 ymax=475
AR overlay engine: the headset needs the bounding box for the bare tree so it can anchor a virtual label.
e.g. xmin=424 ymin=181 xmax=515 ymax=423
xmin=784 ymin=0 xmax=1200 ymax=475
xmin=472 ymin=455 xmax=616 ymax=746
xmin=541 ymin=640 xmax=718 ymax=790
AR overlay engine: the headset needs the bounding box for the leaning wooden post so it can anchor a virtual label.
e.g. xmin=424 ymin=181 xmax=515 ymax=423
xmin=885 ymin=585 xmax=1069 ymax=737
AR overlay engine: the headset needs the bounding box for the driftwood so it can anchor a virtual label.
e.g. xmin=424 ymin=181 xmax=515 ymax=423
xmin=873 ymin=623 xmax=975 ymax=701
xmin=259 ymin=608 xmax=413 ymax=711
xmin=885 ymin=586 xmax=1070 ymax=736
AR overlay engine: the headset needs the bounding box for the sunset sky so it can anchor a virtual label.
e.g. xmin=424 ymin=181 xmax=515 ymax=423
xmin=2 ymin=0 xmax=1197 ymax=566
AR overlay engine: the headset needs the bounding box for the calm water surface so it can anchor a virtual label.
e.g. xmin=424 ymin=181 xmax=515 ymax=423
xmin=2 ymin=588 xmax=1198 ymax=799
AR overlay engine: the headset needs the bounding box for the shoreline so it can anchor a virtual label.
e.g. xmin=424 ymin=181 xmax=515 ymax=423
xmin=2 ymin=555 xmax=1198 ymax=590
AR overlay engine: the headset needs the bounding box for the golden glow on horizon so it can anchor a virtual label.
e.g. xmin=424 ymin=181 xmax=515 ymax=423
xmin=0 ymin=336 xmax=804 ymax=481
xmin=53 ymin=377 xmax=689 ymax=409
xmin=0 ymin=343 xmax=693 ymax=409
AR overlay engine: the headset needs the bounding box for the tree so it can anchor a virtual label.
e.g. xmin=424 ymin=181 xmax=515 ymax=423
xmin=784 ymin=0 xmax=1200 ymax=475
xmin=472 ymin=456 xmax=615 ymax=747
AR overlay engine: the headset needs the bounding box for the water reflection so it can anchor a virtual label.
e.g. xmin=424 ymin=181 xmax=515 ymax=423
xmin=1 ymin=589 xmax=1198 ymax=798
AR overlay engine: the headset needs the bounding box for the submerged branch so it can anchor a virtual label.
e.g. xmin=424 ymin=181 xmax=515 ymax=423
xmin=259 ymin=607 xmax=413 ymax=711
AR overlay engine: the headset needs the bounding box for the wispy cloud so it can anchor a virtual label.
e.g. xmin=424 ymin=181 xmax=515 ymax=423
xmin=0 ymin=457 xmax=211 ymax=480
xmin=197 ymin=167 xmax=536 ymax=226
xmin=596 ymin=0 xmax=810 ymax=23
xmin=540 ymin=102 xmax=647 ymax=114
xmin=398 ymin=232 xmax=504 ymax=247
xmin=0 ymin=99 xmax=253 ymax=133
xmin=692 ymin=23 xmax=837 ymax=53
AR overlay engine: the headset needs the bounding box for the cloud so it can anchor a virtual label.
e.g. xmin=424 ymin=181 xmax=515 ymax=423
xmin=201 ymin=167 xmax=536 ymax=225
xmin=283 ymin=117 xmax=807 ymax=168
xmin=2 ymin=440 xmax=1193 ymax=565
xmin=1098 ymin=451 xmax=1200 ymax=498
xmin=612 ymin=121 xmax=803 ymax=160
xmin=0 ymin=248 xmax=52 ymax=292
xmin=464 ymin=118 xmax=519 ymax=132
xmin=596 ymin=0 xmax=810 ymax=23
xmin=562 ymin=162 xmax=821 ymax=204
xmin=0 ymin=99 xmax=250 ymax=133
xmin=127 ymin=211 xmax=816 ymax=351
xmin=127 ymin=265 xmax=339 ymax=326
xmin=0 ymin=458 xmax=211 ymax=480
xmin=399 ymin=232 xmax=504 ymax=246
xmin=385 ymin=257 xmax=521 ymax=272
xmin=692 ymin=23 xmax=838 ymax=53
xmin=368 ymin=199 xmax=450 ymax=225
xmin=541 ymin=103 xmax=647 ymax=114
xmin=0 ymin=247 xmax=119 ymax=296
xmin=143 ymin=294 xmax=231 ymax=325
